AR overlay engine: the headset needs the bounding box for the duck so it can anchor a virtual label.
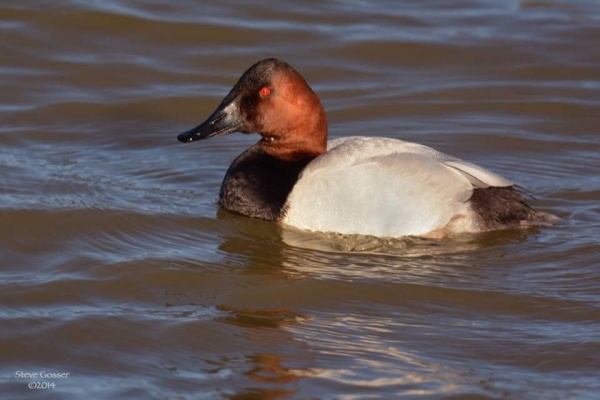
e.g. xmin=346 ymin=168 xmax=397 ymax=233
xmin=177 ymin=58 xmax=556 ymax=238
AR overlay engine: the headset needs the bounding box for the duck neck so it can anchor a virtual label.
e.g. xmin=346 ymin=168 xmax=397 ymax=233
xmin=219 ymin=144 xmax=313 ymax=221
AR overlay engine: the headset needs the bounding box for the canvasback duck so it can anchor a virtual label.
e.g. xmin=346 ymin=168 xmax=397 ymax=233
xmin=177 ymin=58 xmax=556 ymax=238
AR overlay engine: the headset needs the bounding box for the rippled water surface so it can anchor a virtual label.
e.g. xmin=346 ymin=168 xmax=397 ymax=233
xmin=1 ymin=1 xmax=599 ymax=399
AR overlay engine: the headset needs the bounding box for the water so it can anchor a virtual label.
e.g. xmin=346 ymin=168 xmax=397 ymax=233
xmin=1 ymin=1 xmax=599 ymax=399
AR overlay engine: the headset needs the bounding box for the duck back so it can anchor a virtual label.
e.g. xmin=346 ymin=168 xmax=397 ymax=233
xmin=282 ymin=137 xmax=516 ymax=237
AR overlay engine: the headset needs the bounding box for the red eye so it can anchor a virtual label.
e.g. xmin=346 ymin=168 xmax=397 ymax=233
xmin=259 ymin=87 xmax=271 ymax=97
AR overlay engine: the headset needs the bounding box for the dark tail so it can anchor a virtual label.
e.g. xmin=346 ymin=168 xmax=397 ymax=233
xmin=470 ymin=186 xmax=559 ymax=231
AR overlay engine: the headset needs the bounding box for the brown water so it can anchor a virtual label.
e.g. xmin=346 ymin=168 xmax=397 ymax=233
xmin=1 ymin=1 xmax=599 ymax=399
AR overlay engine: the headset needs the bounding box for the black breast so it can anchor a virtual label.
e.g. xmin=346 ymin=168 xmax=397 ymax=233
xmin=218 ymin=144 xmax=310 ymax=220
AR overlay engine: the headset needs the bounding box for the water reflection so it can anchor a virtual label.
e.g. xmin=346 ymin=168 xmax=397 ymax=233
xmin=213 ymin=207 xmax=538 ymax=285
xmin=214 ymin=305 xmax=313 ymax=399
xmin=207 ymin=211 xmax=554 ymax=398
xmin=281 ymin=223 xmax=535 ymax=255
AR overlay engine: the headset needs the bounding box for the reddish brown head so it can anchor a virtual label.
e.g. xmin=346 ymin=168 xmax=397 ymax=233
xmin=177 ymin=58 xmax=328 ymax=162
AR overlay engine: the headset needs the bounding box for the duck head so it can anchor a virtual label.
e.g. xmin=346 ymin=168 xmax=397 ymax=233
xmin=177 ymin=58 xmax=328 ymax=162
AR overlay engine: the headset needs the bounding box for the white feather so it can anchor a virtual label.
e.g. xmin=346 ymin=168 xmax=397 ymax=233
xmin=282 ymin=136 xmax=514 ymax=237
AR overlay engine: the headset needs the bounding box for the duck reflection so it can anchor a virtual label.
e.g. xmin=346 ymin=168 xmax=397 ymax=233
xmin=216 ymin=304 xmax=314 ymax=399
xmin=210 ymin=210 xmax=539 ymax=398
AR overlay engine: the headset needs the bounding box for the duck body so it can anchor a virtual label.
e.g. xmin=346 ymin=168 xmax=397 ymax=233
xmin=284 ymin=136 xmax=513 ymax=237
xmin=178 ymin=58 xmax=555 ymax=238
